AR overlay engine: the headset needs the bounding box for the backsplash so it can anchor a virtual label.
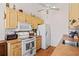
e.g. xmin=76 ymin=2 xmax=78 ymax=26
xmin=5 ymin=28 xmax=16 ymax=35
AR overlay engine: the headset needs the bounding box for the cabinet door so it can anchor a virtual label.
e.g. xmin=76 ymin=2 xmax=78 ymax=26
xmin=9 ymin=9 xmax=18 ymax=28
xmin=18 ymin=12 xmax=25 ymax=23
xmin=32 ymin=17 xmax=44 ymax=29
xmin=25 ymin=14 xmax=32 ymax=24
xmin=36 ymin=36 xmax=41 ymax=51
xmin=5 ymin=8 xmax=18 ymax=28
xmin=36 ymin=39 xmax=41 ymax=51
xmin=36 ymin=18 xmax=44 ymax=25
xmin=31 ymin=17 xmax=38 ymax=29
xmin=25 ymin=14 xmax=44 ymax=29
xmin=12 ymin=42 xmax=21 ymax=56
xmin=69 ymin=3 xmax=79 ymax=20
xmin=0 ymin=42 xmax=7 ymax=56
xmin=7 ymin=41 xmax=21 ymax=56
xmin=5 ymin=7 xmax=10 ymax=28
xmin=38 ymin=18 xmax=44 ymax=25
xmin=25 ymin=15 xmax=37 ymax=29
xmin=12 ymin=47 xmax=21 ymax=56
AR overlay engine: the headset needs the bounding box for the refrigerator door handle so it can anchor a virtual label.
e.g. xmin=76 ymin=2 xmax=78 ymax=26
xmin=46 ymin=31 xmax=47 ymax=36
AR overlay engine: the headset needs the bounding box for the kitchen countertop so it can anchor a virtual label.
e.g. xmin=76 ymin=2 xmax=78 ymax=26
xmin=51 ymin=44 xmax=79 ymax=56
xmin=35 ymin=35 xmax=42 ymax=38
xmin=7 ymin=39 xmax=21 ymax=43
xmin=0 ymin=39 xmax=21 ymax=44
xmin=63 ymin=34 xmax=79 ymax=42
xmin=0 ymin=40 xmax=6 ymax=43
xmin=0 ymin=35 xmax=41 ymax=43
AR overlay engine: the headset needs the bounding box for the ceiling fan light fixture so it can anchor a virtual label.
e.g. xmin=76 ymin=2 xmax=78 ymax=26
xmin=37 ymin=4 xmax=59 ymax=14
xmin=52 ymin=6 xmax=56 ymax=8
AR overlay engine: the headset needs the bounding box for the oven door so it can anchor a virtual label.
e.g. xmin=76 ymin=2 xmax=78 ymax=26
xmin=26 ymin=43 xmax=30 ymax=50
xmin=30 ymin=41 xmax=35 ymax=48
xmin=22 ymin=40 xmax=30 ymax=55
xmin=22 ymin=39 xmax=35 ymax=55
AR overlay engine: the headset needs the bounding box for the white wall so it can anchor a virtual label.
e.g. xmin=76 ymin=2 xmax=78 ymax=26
xmin=38 ymin=3 xmax=69 ymax=46
xmin=0 ymin=4 xmax=5 ymax=40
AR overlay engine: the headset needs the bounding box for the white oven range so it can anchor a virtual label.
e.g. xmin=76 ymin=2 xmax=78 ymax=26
xmin=21 ymin=37 xmax=36 ymax=56
xmin=16 ymin=31 xmax=36 ymax=56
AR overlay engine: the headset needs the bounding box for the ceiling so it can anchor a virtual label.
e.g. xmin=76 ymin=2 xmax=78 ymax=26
xmin=8 ymin=3 xmax=68 ymax=17
xmin=9 ymin=3 xmax=60 ymax=13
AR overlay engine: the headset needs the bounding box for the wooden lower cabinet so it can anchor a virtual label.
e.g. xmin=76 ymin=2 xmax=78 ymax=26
xmin=12 ymin=46 xmax=21 ymax=56
xmin=0 ymin=41 xmax=7 ymax=56
xmin=7 ymin=39 xmax=22 ymax=56
xmin=36 ymin=36 xmax=42 ymax=51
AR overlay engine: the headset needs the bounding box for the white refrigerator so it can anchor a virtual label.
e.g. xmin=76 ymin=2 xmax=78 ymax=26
xmin=37 ymin=24 xmax=51 ymax=49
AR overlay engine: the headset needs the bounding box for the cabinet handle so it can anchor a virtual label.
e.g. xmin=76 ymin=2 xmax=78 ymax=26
xmin=4 ymin=12 xmax=6 ymax=19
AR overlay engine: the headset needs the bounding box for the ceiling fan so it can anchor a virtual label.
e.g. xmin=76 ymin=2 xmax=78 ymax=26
xmin=37 ymin=4 xmax=59 ymax=14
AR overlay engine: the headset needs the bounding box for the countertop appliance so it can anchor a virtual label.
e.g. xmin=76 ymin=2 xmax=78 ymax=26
xmin=5 ymin=33 xmax=18 ymax=40
xmin=37 ymin=24 xmax=51 ymax=49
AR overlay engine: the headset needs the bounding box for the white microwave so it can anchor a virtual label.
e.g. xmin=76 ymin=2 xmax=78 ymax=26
xmin=17 ymin=22 xmax=32 ymax=31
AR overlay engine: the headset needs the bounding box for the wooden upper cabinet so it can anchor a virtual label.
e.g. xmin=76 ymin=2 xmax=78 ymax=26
xmin=9 ymin=8 xmax=18 ymax=28
xmin=69 ymin=3 xmax=79 ymax=20
xmin=31 ymin=17 xmax=44 ymax=29
xmin=5 ymin=7 xmax=10 ymax=28
xmin=35 ymin=17 xmax=44 ymax=25
xmin=25 ymin=14 xmax=32 ymax=24
xmin=5 ymin=7 xmax=18 ymax=28
xmin=18 ymin=12 xmax=26 ymax=23
xmin=26 ymin=16 xmax=43 ymax=28
xmin=5 ymin=7 xmax=44 ymax=29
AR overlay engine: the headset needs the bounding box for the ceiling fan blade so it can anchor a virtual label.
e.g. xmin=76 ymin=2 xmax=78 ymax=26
xmin=38 ymin=9 xmax=45 ymax=12
xmin=39 ymin=3 xmax=47 ymax=7
xmin=50 ymin=8 xmax=59 ymax=11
